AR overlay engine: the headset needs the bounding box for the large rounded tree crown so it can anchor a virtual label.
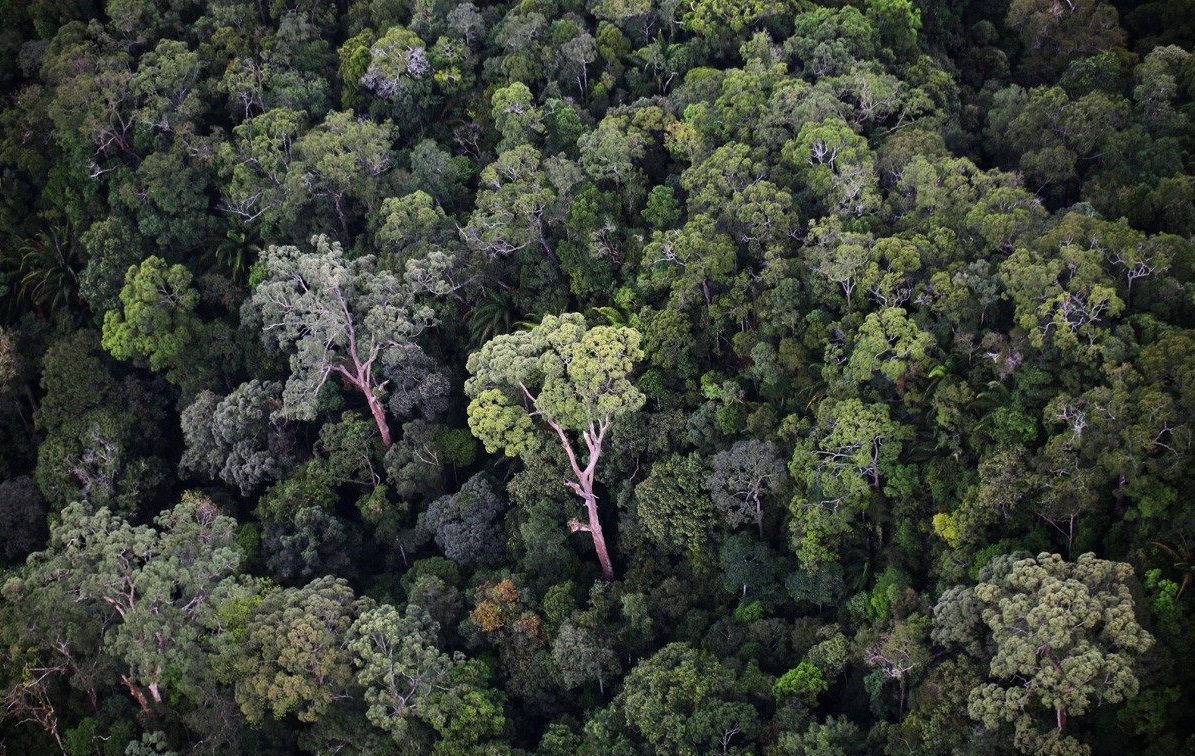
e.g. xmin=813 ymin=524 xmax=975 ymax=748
xmin=464 ymin=312 xmax=644 ymax=580
xmin=464 ymin=312 xmax=645 ymax=454
xmin=243 ymin=234 xmax=437 ymax=447
xmin=933 ymin=551 xmax=1154 ymax=755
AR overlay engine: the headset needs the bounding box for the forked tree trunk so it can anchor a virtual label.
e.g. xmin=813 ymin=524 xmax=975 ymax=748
xmin=333 ymin=302 xmax=393 ymax=449
xmin=554 ymin=416 xmax=615 ymax=580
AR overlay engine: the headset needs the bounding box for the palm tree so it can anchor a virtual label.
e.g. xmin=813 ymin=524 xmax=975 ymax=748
xmin=206 ymin=227 xmax=261 ymax=284
xmin=466 ymin=287 xmax=516 ymax=349
xmin=1150 ymin=538 xmax=1195 ymax=598
xmin=11 ymin=225 xmax=80 ymax=319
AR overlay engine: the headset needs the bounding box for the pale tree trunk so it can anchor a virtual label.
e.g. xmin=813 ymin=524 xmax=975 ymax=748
xmin=364 ymin=389 xmax=393 ymax=448
xmin=121 ymin=674 xmax=153 ymax=715
xmin=553 ymin=416 xmax=615 ymax=580
xmin=333 ymin=292 xmax=393 ymax=448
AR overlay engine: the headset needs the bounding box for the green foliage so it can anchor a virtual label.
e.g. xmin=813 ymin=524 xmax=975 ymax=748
xmin=245 ymin=234 xmax=436 ymax=445
xmin=551 ymin=620 xmax=620 ymax=693
xmin=616 ymin=642 xmax=759 ymax=754
xmin=787 ymin=398 xmax=911 ymax=568
xmin=180 ymin=380 xmax=294 ymax=495
xmin=773 ymin=661 xmax=828 ymax=703
xmin=14 ymin=493 xmax=242 ymax=710
xmin=3 ymin=0 xmax=1195 ymax=752
xmin=425 ymin=473 xmax=507 ymax=566
xmin=466 ymin=312 xmax=645 ymax=452
xmin=101 ymin=256 xmax=201 ymax=377
xmin=934 ymin=552 xmax=1154 ymax=753
xmin=348 ymin=602 xmax=462 ymax=743
xmin=634 ymin=452 xmax=718 ymax=556
xmin=233 ymin=576 xmax=372 ymax=724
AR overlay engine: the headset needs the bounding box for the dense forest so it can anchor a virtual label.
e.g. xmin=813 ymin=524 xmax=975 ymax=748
xmin=1 ymin=0 xmax=1194 ymax=753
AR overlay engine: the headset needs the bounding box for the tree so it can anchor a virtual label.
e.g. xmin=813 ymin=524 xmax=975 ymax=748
xmin=491 ymin=82 xmax=543 ymax=151
xmin=787 ymin=117 xmax=881 ymax=218
xmin=244 ymin=235 xmax=436 ymax=448
xmin=33 ymin=330 xmax=168 ymax=515
xmin=841 ymin=307 xmax=937 ymax=387
xmin=263 ymin=503 xmax=361 ymax=585
xmin=180 ymin=380 xmax=295 ymax=495
xmin=933 ymin=552 xmax=1154 ymax=754
xmin=866 ymin=0 xmax=921 ymax=58
xmin=217 ymin=108 xmax=307 ymax=235
xmin=462 ymin=145 xmax=556 ymax=260
xmin=682 ymin=0 xmax=785 ymax=37
xmin=465 ymin=312 xmax=645 ymax=580
xmin=773 ymin=661 xmax=829 ymax=704
xmin=720 ymin=532 xmax=791 ymax=602
xmin=291 ymin=111 xmax=394 ymax=235
xmin=788 ymin=398 xmax=911 ymax=568
xmin=78 ymin=216 xmax=145 ymax=317
xmin=233 ymin=576 xmax=371 ymax=725
xmin=1007 ymin=0 xmax=1126 ymax=84
xmin=680 ymin=142 xmax=794 ymax=251
xmin=708 ymin=440 xmax=786 ymax=536
xmin=615 ymin=642 xmax=759 ymax=754
xmin=779 ymin=715 xmax=866 ymax=756
xmin=424 ymin=473 xmax=507 ymax=567
xmin=785 ymin=6 xmax=879 ymax=79
xmin=578 ymin=115 xmax=645 ymax=192
xmin=359 ymin=26 xmax=431 ymax=101
xmin=347 ymin=602 xmax=462 ymax=744
xmin=382 ymin=345 xmax=452 ymax=422
xmin=551 ymin=620 xmax=620 ymax=694
xmin=999 ymin=212 xmax=1128 ymax=360
xmin=638 ymin=215 xmax=741 ymax=318
xmin=14 ymin=494 xmax=241 ymax=713
xmin=801 ymin=219 xmax=873 ymax=309
xmin=634 ymin=452 xmax=718 ymax=556
xmin=100 ymin=255 xmax=209 ymax=394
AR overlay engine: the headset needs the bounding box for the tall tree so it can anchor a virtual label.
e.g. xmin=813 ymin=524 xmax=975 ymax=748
xmin=231 ymin=576 xmax=371 ymax=725
xmin=347 ymin=602 xmax=463 ymax=745
xmin=615 ymin=642 xmax=759 ymax=754
xmin=707 ymin=440 xmax=786 ymax=536
xmin=465 ymin=313 xmax=645 ymax=580
xmin=100 ymin=255 xmax=210 ymax=396
xmin=933 ymin=552 xmax=1154 ymax=754
xmin=12 ymin=493 xmax=241 ymax=714
xmin=243 ymin=235 xmax=436 ymax=448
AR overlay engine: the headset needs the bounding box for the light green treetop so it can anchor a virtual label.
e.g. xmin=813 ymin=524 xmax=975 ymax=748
xmin=348 ymin=602 xmax=463 ymax=743
xmin=101 ymin=255 xmax=200 ymax=376
xmin=465 ymin=313 xmax=644 ymax=579
xmin=933 ymin=552 xmax=1153 ymax=754
xmin=465 ymin=313 xmax=644 ymax=451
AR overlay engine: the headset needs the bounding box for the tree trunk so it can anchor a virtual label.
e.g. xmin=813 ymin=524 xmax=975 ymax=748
xmin=364 ymin=389 xmax=393 ymax=448
xmin=583 ymin=490 xmax=615 ymax=581
xmin=121 ymin=674 xmax=153 ymax=715
xmin=548 ymin=413 xmax=616 ymax=580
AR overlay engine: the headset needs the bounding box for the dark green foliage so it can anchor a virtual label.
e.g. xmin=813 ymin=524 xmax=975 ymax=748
xmin=615 ymin=642 xmax=760 ymax=754
xmin=180 ymin=380 xmax=295 ymax=496
xmin=0 ymin=476 xmax=47 ymax=562
xmin=424 ymin=472 xmax=507 ymax=566
xmin=1 ymin=1 xmax=1194 ymax=753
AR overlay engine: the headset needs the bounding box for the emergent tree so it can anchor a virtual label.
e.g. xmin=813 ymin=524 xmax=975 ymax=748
xmin=465 ymin=312 xmax=644 ymax=580
xmin=244 ymin=235 xmax=436 ymax=448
